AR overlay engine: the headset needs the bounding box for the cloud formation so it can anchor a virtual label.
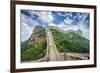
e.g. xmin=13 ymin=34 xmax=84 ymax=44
xmin=21 ymin=10 xmax=90 ymax=41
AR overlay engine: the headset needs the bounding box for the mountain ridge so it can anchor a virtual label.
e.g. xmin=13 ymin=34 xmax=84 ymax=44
xmin=50 ymin=26 xmax=89 ymax=53
xmin=21 ymin=26 xmax=47 ymax=62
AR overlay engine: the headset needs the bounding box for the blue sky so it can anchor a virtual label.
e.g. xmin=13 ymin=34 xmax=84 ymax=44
xmin=21 ymin=10 xmax=90 ymax=42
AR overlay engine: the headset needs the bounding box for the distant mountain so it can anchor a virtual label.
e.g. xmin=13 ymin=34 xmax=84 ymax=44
xmin=21 ymin=26 xmax=47 ymax=62
xmin=49 ymin=26 xmax=66 ymax=34
xmin=50 ymin=26 xmax=89 ymax=53
xmin=49 ymin=26 xmax=83 ymax=36
xmin=66 ymin=29 xmax=83 ymax=37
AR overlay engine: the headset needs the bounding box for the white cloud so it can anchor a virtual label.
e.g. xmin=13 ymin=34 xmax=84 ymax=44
xmin=83 ymin=29 xmax=90 ymax=39
xmin=38 ymin=11 xmax=54 ymax=24
xmin=21 ymin=22 xmax=35 ymax=42
xmin=58 ymin=12 xmax=62 ymax=16
xmin=58 ymin=23 xmax=65 ymax=28
xmin=21 ymin=13 xmax=38 ymax=41
xmin=53 ymin=22 xmax=79 ymax=31
xmin=49 ymin=23 xmax=56 ymax=26
xmin=21 ymin=13 xmax=40 ymax=27
xmin=64 ymin=17 xmax=73 ymax=24
xmin=57 ymin=23 xmax=67 ymax=31
xmin=66 ymin=25 xmax=79 ymax=31
xmin=56 ymin=22 xmax=90 ymax=40
xmin=28 ymin=11 xmax=54 ymax=24
xmin=21 ymin=11 xmax=54 ymax=41
xmin=78 ymin=24 xmax=90 ymax=39
xmin=72 ymin=13 xmax=90 ymax=39
xmin=28 ymin=10 xmax=39 ymax=16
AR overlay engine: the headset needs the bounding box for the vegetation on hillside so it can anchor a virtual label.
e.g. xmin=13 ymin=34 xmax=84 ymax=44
xmin=21 ymin=26 xmax=47 ymax=62
xmin=21 ymin=25 xmax=89 ymax=62
xmin=50 ymin=27 xmax=89 ymax=53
